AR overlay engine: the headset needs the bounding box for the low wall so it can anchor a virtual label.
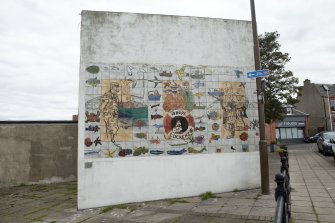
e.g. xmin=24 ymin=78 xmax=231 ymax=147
xmin=0 ymin=122 xmax=77 ymax=188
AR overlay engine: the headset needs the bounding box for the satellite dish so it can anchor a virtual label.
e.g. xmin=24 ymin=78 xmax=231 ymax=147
xmin=323 ymin=85 xmax=329 ymax=91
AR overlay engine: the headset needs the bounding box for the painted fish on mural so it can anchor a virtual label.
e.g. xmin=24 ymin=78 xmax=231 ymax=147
xmin=133 ymin=147 xmax=149 ymax=156
xmin=151 ymin=114 xmax=163 ymax=120
xmin=153 ymin=124 xmax=164 ymax=129
xmin=85 ymin=150 xmax=101 ymax=155
xmin=86 ymin=65 xmax=100 ymax=74
xmin=195 ymin=126 xmax=206 ymax=131
xmin=192 ymin=80 xmax=205 ymax=88
xmin=150 ymin=104 xmax=160 ymax=109
xmin=135 ymin=133 xmax=147 ymax=139
xmin=150 ymin=150 xmax=164 ymax=155
xmin=187 ymin=146 xmax=207 ymax=154
xmin=86 ymin=77 xmax=100 ymax=87
xmin=208 ymin=90 xmax=224 ymax=98
xmin=118 ymin=149 xmax=132 ymax=157
xmin=169 ymin=141 xmax=189 ymax=146
xmin=167 ymin=148 xmax=187 ymax=155
xmin=193 ymin=92 xmax=205 ymax=97
xmin=85 ymin=125 xmax=100 ymax=132
xmin=209 ymin=133 xmax=220 ymax=143
xmin=207 ymin=111 xmax=220 ymax=120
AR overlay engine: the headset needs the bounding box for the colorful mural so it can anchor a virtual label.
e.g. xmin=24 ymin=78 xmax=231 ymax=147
xmin=83 ymin=63 xmax=259 ymax=158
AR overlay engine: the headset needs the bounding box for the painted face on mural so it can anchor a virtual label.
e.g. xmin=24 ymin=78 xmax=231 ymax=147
xmin=171 ymin=116 xmax=189 ymax=134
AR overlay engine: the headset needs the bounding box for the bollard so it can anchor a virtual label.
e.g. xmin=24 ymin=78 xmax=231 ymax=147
xmin=274 ymin=173 xmax=287 ymax=223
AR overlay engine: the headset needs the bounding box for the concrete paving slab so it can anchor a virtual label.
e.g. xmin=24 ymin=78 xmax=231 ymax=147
xmin=312 ymin=201 xmax=335 ymax=208
xmin=291 ymin=205 xmax=314 ymax=213
xmin=200 ymin=197 xmax=230 ymax=206
xmin=217 ymin=205 xmax=252 ymax=216
xmin=225 ymin=198 xmax=255 ymax=207
xmin=314 ymin=207 xmax=335 ymax=215
xmin=318 ymin=214 xmax=335 ymax=223
xmin=163 ymin=202 xmax=196 ymax=211
xmin=191 ymin=205 xmax=221 ymax=214
xmin=248 ymin=206 xmax=274 ymax=217
xmin=177 ymin=214 xmax=217 ymax=223
xmin=253 ymin=199 xmax=276 ymax=208
xmin=291 ymin=212 xmax=318 ymax=221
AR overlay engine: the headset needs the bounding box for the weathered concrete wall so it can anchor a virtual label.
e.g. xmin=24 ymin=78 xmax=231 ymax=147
xmin=79 ymin=11 xmax=259 ymax=209
xmin=0 ymin=123 xmax=77 ymax=188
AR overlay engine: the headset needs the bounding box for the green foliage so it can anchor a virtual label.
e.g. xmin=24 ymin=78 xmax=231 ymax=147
xmin=99 ymin=204 xmax=130 ymax=214
xmin=169 ymin=199 xmax=190 ymax=205
xmin=200 ymin=192 xmax=219 ymax=200
xmin=259 ymin=31 xmax=300 ymax=123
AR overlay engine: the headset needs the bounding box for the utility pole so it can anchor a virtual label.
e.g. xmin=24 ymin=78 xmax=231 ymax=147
xmin=250 ymin=0 xmax=270 ymax=195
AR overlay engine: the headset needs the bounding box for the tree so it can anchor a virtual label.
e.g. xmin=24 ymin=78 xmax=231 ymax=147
xmin=258 ymin=31 xmax=300 ymax=123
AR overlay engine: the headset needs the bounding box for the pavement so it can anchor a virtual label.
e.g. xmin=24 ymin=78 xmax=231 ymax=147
xmin=0 ymin=143 xmax=335 ymax=223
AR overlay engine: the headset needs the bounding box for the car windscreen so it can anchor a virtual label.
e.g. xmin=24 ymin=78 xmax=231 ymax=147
xmin=323 ymin=132 xmax=335 ymax=140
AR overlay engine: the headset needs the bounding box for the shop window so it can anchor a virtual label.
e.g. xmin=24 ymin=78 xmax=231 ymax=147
xmin=276 ymin=129 xmax=280 ymax=140
xmin=297 ymin=128 xmax=304 ymax=138
xmin=291 ymin=128 xmax=298 ymax=138
xmin=280 ymin=128 xmax=287 ymax=139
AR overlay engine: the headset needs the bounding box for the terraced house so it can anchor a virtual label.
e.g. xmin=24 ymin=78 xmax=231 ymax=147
xmin=296 ymin=79 xmax=335 ymax=135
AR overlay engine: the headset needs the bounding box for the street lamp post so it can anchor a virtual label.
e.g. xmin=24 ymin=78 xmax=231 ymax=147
xmin=250 ymin=0 xmax=270 ymax=195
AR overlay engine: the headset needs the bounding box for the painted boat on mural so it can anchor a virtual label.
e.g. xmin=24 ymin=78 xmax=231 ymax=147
xmin=117 ymin=101 xmax=148 ymax=119
xmin=167 ymin=148 xmax=187 ymax=155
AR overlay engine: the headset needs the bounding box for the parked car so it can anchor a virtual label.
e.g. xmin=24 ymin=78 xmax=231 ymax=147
xmin=316 ymin=131 xmax=335 ymax=155
xmin=304 ymin=133 xmax=320 ymax=143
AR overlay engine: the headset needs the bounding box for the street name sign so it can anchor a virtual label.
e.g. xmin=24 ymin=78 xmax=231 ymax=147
xmin=247 ymin=69 xmax=269 ymax=78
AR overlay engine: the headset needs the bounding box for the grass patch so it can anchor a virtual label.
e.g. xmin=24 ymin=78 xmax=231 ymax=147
xmin=169 ymin=199 xmax=190 ymax=205
xmin=233 ymin=188 xmax=240 ymax=192
xmin=49 ymin=221 xmax=57 ymax=223
xmin=99 ymin=204 xmax=131 ymax=214
xmin=200 ymin=192 xmax=220 ymax=200
xmin=28 ymin=215 xmax=47 ymax=222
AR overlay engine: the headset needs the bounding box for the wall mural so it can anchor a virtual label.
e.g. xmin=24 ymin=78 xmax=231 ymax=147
xmin=83 ymin=63 xmax=259 ymax=158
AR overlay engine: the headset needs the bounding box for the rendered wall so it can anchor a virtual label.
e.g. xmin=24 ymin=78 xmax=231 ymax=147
xmin=79 ymin=11 xmax=260 ymax=209
xmin=0 ymin=123 xmax=77 ymax=188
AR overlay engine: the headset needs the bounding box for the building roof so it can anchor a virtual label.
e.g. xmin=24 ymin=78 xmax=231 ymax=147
xmin=315 ymin=84 xmax=335 ymax=97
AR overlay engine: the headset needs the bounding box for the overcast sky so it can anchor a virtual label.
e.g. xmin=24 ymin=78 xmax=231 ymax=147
xmin=1 ymin=0 xmax=334 ymax=120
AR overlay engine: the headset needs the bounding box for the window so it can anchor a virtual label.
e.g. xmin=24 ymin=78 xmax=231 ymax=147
xmin=331 ymin=100 xmax=335 ymax=112
xmin=297 ymin=128 xmax=304 ymax=138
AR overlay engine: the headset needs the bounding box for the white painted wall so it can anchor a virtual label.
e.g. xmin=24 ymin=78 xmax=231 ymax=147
xmin=78 ymin=11 xmax=260 ymax=209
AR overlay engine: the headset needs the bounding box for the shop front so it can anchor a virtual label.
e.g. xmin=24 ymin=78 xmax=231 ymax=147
xmin=275 ymin=116 xmax=307 ymax=143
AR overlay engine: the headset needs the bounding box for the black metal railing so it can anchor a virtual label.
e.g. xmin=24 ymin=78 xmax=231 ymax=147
xmin=274 ymin=151 xmax=291 ymax=223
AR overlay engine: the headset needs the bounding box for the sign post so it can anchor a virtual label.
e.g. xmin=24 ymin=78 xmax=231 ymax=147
xmin=250 ymin=0 xmax=270 ymax=195
xmin=247 ymin=69 xmax=269 ymax=78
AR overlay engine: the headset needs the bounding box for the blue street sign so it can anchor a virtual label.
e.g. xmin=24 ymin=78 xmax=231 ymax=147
xmin=247 ymin=69 xmax=269 ymax=78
